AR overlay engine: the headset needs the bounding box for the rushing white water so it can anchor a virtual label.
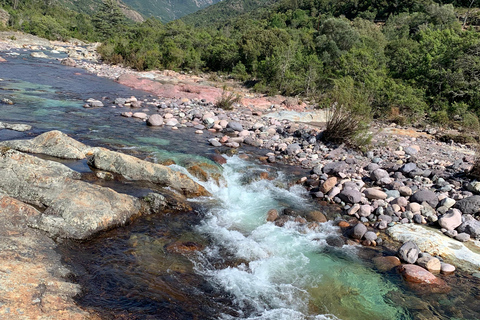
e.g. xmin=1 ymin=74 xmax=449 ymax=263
xmin=182 ymin=156 xmax=409 ymax=320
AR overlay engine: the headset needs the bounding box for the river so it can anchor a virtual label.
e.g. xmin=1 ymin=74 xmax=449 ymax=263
xmin=1 ymin=49 xmax=479 ymax=320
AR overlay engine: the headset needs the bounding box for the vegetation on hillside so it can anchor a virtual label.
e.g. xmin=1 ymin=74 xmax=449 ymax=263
xmin=1 ymin=0 xmax=480 ymax=134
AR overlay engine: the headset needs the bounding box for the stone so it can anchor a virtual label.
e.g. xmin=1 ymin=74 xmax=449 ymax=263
xmin=209 ymin=139 xmax=222 ymax=147
xmin=165 ymin=118 xmax=179 ymax=126
xmin=455 ymin=233 xmax=470 ymax=242
xmin=467 ymin=181 xmax=480 ymax=194
xmin=87 ymin=98 xmax=104 ymax=107
xmin=147 ymin=114 xmax=164 ymax=126
xmin=398 ymin=264 xmax=444 ymax=284
xmin=363 ymin=188 xmax=387 ymax=200
xmin=0 ymin=130 xmax=93 ymax=160
xmin=410 ymin=190 xmax=438 ymax=208
xmin=364 ymin=231 xmax=377 ymax=241
xmin=0 ymin=8 xmax=10 ymax=28
xmin=323 ymin=161 xmax=347 ymax=176
xmin=454 ymin=195 xmax=480 ymax=215
xmin=392 ymin=197 xmax=408 ymax=207
xmin=132 ymin=112 xmax=148 ymax=119
xmin=60 ymin=57 xmax=76 ymax=67
xmin=406 ymin=202 xmax=422 ymax=213
xmin=401 ymin=162 xmax=417 ymax=174
xmin=441 ymin=262 xmax=456 ymax=274
xmin=352 ymin=223 xmax=367 ymax=239
xmin=337 ymin=221 xmax=350 ymax=228
xmin=266 ymin=209 xmax=279 ymax=222
xmin=404 ymin=146 xmax=418 ymax=155
xmin=416 ymin=256 xmax=441 ymax=273
xmin=438 ymin=208 xmax=462 ymax=231
xmin=457 ymin=218 xmax=480 ymax=239
xmin=440 ymin=197 xmax=456 ymax=209
xmin=320 ymin=177 xmax=337 ymax=193
xmin=413 ymin=214 xmax=424 ymax=224
xmin=399 ymin=186 xmax=413 ymax=196
xmin=370 ymin=168 xmax=389 ymax=181
xmin=338 ymin=189 xmax=363 ymax=204
xmin=358 ymin=204 xmax=372 ymax=217
xmin=89 ymin=149 xmax=208 ymax=197
xmin=227 ymin=121 xmax=243 ymax=131
xmin=398 ymin=241 xmax=420 ymax=264
xmin=308 ymin=210 xmax=327 ymax=223
xmin=373 ymin=256 xmax=401 ymax=272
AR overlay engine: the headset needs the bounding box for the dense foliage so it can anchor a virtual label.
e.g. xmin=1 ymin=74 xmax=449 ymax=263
xmin=2 ymin=0 xmax=480 ymax=127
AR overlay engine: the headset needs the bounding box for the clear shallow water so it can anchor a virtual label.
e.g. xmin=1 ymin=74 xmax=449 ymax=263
xmin=2 ymin=51 xmax=480 ymax=320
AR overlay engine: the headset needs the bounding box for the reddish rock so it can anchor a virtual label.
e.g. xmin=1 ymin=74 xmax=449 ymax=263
xmin=337 ymin=221 xmax=350 ymax=228
xmin=398 ymin=264 xmax=450 ymax=293
xmin=211 ymin=154 xmax=227 ymax=165
xmin=266 ymin=209 xmax=279 ymax=222
xmin=373 ymin=256 xmax=401 ymax=272
xmin=320 ymin=177 xmax=337 ymax=193
xmin=165 ymin=241 xmax=205 ymax=254
xmin=294 ymin=216 xmax=307 ymax=224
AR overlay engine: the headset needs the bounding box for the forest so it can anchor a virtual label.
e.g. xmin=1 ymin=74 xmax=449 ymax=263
xmin=1 ymin=0 xmax=480 ymax=129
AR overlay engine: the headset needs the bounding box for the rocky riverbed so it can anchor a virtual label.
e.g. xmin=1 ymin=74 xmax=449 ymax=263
xmin=2 ymin=31 xmax=480 ymax=319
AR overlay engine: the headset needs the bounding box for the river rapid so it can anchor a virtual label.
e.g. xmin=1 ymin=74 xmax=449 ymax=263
xmin=1 ymin=50 xmax=479 ymax=320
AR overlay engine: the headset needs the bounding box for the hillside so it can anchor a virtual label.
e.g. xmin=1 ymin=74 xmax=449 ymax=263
xmin=121 ymin=0 xmax=221 ymax=22
xmin=58 ymin=0 xmax=145 ymax=22
xmin=181 ymin=0 xmax=278 ymax=27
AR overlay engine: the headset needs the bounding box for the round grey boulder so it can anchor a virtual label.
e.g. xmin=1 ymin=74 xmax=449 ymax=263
xmin=147 ymin=114 xmax=164 ymax=126
xmin=398 ymin=241 xmax=420 ymax=264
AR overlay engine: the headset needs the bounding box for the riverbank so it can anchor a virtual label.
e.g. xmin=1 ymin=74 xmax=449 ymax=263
xmin=2 ymin=31 xmax=480 ymax=319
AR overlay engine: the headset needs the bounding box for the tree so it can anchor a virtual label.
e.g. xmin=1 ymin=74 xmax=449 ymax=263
xmin=92 ymin=0 xmax=126 ymax=40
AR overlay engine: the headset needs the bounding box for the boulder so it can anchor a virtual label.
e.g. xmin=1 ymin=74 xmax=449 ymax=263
xmin=0 ymin=150 xmax=142 ymax=239
xmin=320 ymin=177 xmax=337 ymax=193
xmin=88 ymin=149 xmax=208 ymax=197
xmin=323 ymin=161 xmax=347 ymax=176
xmin=398 ymin=241 xmax=420 ymax=264
xmin=457 ymin=217 xmax=480 ymax=239
xmin=398 ymin=264 xmax=443 ymax=285
xmin=363 ymin=188 xmax=387 ymax=200
xmin=338 ymin=189 xmax=363 ymax=204
xmin=370 ymin=168 xmax=389 ymax=181
xmin=373 ymin=256 xmax=401 ymax=272
xmin=60 ymin=58 xmax=76 ymax=67
xmin=0 ymin=130 xmax=93 ymax=159
xmin=307 ymin=210 xmax=327 ymax=223
xmin=438 ymin=208 xmax=462 ymax=231
xmin=454 ymin=195 xmax=480 ymax=215
xmin=266 ymin=209 xmax=279 ymax=222
xmin=147 ymin=114 xmax=164 ymax=126
xmin=352 ymin=223 xmax=367 ymax=239
xmin=410 ymin=190 xmax=438 ymax=208
xmin=227 ymin=121 xmax=243 ymax=131
xmin=416 ymin=256 xmax=441 ymax=273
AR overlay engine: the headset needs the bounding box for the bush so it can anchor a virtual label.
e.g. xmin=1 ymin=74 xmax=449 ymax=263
xmin=321 ymin=77 xmax=372 ymax=147
xmin=215 ymin=87 xmax=241 ymax=110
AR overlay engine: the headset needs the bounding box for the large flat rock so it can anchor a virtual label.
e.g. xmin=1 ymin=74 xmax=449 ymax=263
xmin=0 ymin=130 xmax=96 ymax=159
xmin=387 ymin=224 xmax=480 ymax=273
xmin=0 ymin=194 xmax=93 ymax=319
xmin=0 ymin=149 xmax=142 ymax=239
xmin=89 ymin=149 xmax=209 ymax=197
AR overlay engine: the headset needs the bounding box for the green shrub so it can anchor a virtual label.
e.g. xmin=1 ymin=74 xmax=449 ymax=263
xmin=321 ymin=77 xmax=372 ymax=148
xmin=215 ymin=87 xmax=241 ymax=110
